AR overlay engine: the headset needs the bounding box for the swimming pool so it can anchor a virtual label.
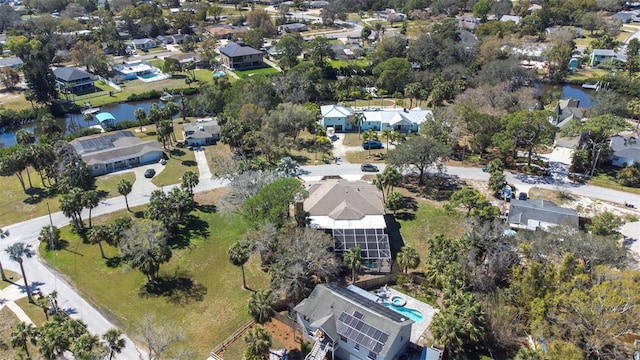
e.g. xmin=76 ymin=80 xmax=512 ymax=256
xmin=382 ymin=302 xmax=424 ymax=323
xmin=140 ymin=73 xmax=159 ymax=79
xmin=213 ymin=71 xmax=226 ymax=77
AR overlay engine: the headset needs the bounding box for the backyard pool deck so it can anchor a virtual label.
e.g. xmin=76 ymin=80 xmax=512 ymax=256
xmin=385 ymin=287 xmax=439 ymax=344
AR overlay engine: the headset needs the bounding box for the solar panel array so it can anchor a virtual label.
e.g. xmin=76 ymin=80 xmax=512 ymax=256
xmin=74 ymin=131 xmax=135 ymax=154
xmin=338 ymin=312 xmax=389 ymax=354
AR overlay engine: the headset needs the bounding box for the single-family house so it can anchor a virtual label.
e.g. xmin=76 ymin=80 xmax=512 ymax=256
xmin=500 ymin=15 xmax=522 ymax=24
xmin=552 ymin=99 xmax=583 ymax=128
xmin=113 ymin=61 xmax=161 ymax=80
xmin=590 ymin=49 xmax=626 ymax=67
xmin=332 ymin=43 xmax=364 ymax=60
xmin=303 ymin=179 xmax=391 ymax=272
xmin=294 ymin=283 xmax=413 ymax=360
xmin=183 ymin=118 xmax=220 ymax=146
xmin=70 ymin=131 xmax=163 ymax=176
xmin=456 ymin=15 xmax=480 ymax=30
xmin=320 ymin=105 xmax=433 ymax=133
xmin=169 ymin=33 xmax=192 ymax=44
xmin=611 ymin=10 xmax=640 ymax=23
xmin=218 ymin=41 xmax=265 ymax=70
xmin=279 ymin=22 xmax=309 ymax=32
xmin=507 ymin=199 xmax=579 ymax=231
xmin=307 ymin=0 xmax=329 ymax=8
xmin=610 ymin=135 xmax=640 ymax=168
xmin=0 ymin=57 xmax=24 ymax=69
xmin=53 ymin=67 xmax=95 ymax=94
xmin=126 ymin=38 xmax=157 ymax=50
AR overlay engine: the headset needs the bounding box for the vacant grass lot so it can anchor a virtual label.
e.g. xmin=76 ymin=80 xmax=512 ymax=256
xmin=39 ymin=193 xmax=270 ymax=358
xmin=233 ymin=66 xmax=281 ymax=79
xmin=0 ymin=172 xmax=60 ymax=227
xmin=394 ymin=190 xmax=465 ymax=257
xmin=94 ymin=172 xmax=137 ymax=199
xmin=588 ymin=172 xmax=640 ymax=195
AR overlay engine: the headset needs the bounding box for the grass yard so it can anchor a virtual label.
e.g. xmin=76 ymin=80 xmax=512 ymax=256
xmin=0 ymin=307 xmax=44 ymax=359
xmin=93 ymin=172 xmax=137 ymax=199
xmin=233 ymin=66 xmax=281 ymax=79
xmin=394 ymin=190 xmax=465 ymax=257
xmin=39 ymin=192 xmax=270 ymax=358
xmin=340 ymin=98 xmax=398 ymax=108
xmin=0 ymin=171 xmax=60 ymax=227
xmin=152 ymin=147 xmax=199 ymax=187
xmin=0 ymin=89 xmax=30 ymax=111
xmin=0 ymin=271 xmax=20 ymax=290
xmin=588 ymin=172 xmax=640 ymax=195
xmin=328 ymin=59 xmax=369 ymax=68
xmin=14 ymin=297 xmax=48 ymax=327
xmin=345 ymin=150 xmax=387 ymax=164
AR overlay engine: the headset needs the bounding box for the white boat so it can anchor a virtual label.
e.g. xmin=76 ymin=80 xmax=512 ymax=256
xmin=82 ymin=107 xmax=101 ymax=115
xmin=160 ymin=92 xmax=174 ymax=102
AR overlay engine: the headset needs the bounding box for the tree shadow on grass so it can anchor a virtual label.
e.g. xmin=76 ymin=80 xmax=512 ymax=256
xmin=23 ymin=187 xmax=57 ymax=205
xmin=168 ymin=214 xmax=210 ymax=249
xmin=145 ymin=131 xmax=157 ymax=137
xmin=181 ymin=160 xmax=197 ymax=167
xmin=385 ymin=214 xmax=406 ymax=257
xmin=105 ymin=256 xmax=122 ymax=268
xmin=171 ymin=148 xmax=186 ymax=157
xmin=196 ymin=204 xmax=217 ymax=213
xmin=139 ymin=268 xmax=207 ymax=304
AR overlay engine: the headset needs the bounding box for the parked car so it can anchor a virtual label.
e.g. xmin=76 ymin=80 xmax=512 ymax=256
xmin=362 ymin=140 xmax=383 ymax=150
xmin=360 ymin=163 xmax=379 ymax=172
xmin=518 ymin=192 xmax=528 ymax=200
xmin=482 ymin=165 xmax=488 ymax=172
xmin=144 ymin=169 xmax=156 ymax=178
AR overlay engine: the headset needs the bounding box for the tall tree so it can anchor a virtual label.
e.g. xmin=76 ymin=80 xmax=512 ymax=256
xmin=10 ymin=321 xmax=38 ymax=359
xmin=180 ymin=170 xmax=199 ymax=196
xmin=243 ymin=177 xmax=308 ymax=227
xmin=627 ymin=38 xmax=640 ymax=79
xmin=387 ymin=135 xmax=451 ymax=185
xmin=306 ymin=36 xmax=335 ymax=67
xmin=275 ymin=34 xmax=303 ymax=70
xmin=117 ymin=178 xmax=133 ymax=211
xmin=6 ymin=242 xmax=35 ymax=303
xmin=497 ymin=110 xmax=555 ymax=166
xmin=134 ymin=107 xmax=146 ymax=131
xmin=82 ymin=190 xmax=101 ymax=228
xmin=227 ymin=240 xmax=254 ymax=289
xmin=248 ymin=289 xmax=276 ymax=324
xmin=60 ymin=188 xmax=86 ymax=232
xmin=243 ymin=325 xmax=272 ymax=360
xmin=119 ymin=220 xmax=172 ymax=284
xmin=103 ymin=328 xmax=126 ymax=360
xmin=138 ymin=314 xmax=185 ymax=360
xmin=397 ymin=245 xmax=421 ymax=274
xmin=343 ymin=245 xmax=362 ymax=283
xmin=362 ymin=129 xmax=379 ymax=158
xmin=353 ymin=111 xmax=365 ymax=139
xmin=87 ymin=224 xmax=110 ymax=259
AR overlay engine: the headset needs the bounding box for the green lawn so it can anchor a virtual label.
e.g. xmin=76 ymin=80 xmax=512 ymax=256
xmin=14 ymin=297 xmax=48 ymax=327
xmin=152 ymin=147 xmax=199 ymax=187
xmin=0 ymin=307 xmax=44 ymax=359
xmin=0 ymin=170 xmax=60 ymax=227
xmin=94 ymin=172 xmax=137 ymax=199
xmin=233 ymin=66 xmax=281 ymax=79
xmin=588 ymin=173 xmax=640 ymax=195
xmin=39 ymin=202 xmax=270 ymax=358
xmin=328 ymin=59 xmax=369 ymax=68
xmin=0 ymin=270 xmax=20 ymax=290
xmin=345 ymin=150 xmax=387 ymax=164
xmin=395 ymin=193 xmax=465 ymax=257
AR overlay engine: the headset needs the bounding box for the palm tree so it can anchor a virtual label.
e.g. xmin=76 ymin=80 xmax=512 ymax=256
xmin=244 ymin=325 xmax=272 ymax=360
xmin=381 ymin=129 xmax=394 ymax=154
xmin=343 ymin=245 xmax=362 ymax=283
xmin=82 ymin=190 xmax=100 ymax=228
xmin=227 ymin=240 xmax=254 ymax=289
xmin=6 ymin=242 xmax=35 ymax=303
xmin=180 ymin=170 xmax=199 ymax=196
xmin=103 ymin=328 xmax=126 ymax=360
xmin=15 ymin=130 xmax=36 ymax=147
xmin=87 ymin=224 xmax=110 ymax=259
xmin=362 ymin=129 xmax=378 ymax=158
xmin=248 ymin=289 xmax=276 ymax=324
xmin=0 ymin=227 xmax=9 ymax=281
xmin=134 ymin=107 xmax=146 ymax=131
xmin=397 ymin=245 xmax=420 ymax=274
xmin=71 ymin=333 xmax=101 ymax=360
xmin=353 ymin=111 xmax=366 ymax=138
xmin=10 ymin=321 xmax=38 ymax=358
xmin=38 ymin=320 xmax=70 ymax=360
xmin=117 ymin=179 xmax=133 ymax=211
xmin=83 ymin=112 xmax=93 ymax=126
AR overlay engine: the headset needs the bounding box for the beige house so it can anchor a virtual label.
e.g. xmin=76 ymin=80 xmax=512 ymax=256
xmin=218 ymin=41 xmax=264 ymax=70
xmin=70 ymin=131 xmax=163 ymax=176
xmin=304 ymin=179 xmax=391 ymax=273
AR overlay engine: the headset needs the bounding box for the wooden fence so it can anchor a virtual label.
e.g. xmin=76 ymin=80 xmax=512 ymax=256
xmin=210 ymin=320 xmax=255 ymax=359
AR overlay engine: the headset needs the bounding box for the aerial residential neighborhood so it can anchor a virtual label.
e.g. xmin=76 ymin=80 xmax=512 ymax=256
xmin=1 ymin=0 xmax=640 ymax=359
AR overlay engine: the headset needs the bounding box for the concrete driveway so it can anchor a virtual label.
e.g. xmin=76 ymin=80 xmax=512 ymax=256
xmin=130 ymin=162 xmax=165 ymax=193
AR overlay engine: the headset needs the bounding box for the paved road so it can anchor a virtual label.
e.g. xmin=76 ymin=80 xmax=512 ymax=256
xmin=1 ymin=160 xmax=639 ymax=359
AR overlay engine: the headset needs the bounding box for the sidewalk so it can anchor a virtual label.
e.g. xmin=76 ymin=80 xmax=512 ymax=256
xmin=0 ymin=282 xmax=35 ymax=324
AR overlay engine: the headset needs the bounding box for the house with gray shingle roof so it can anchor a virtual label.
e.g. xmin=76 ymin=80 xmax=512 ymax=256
xmin=183 ymin=118 xmax=220 ymax=146
xmin=53 ymin=66 xmax=95 ymax=94
xmin=610 ymin=135 xmax=640 ymax=168
xmin=0 ymin=57 xmax=24 ymax=68
xmin=70 ymin=131 xmax=163 ymax=176
xmin=304 ymin=179 xmax=391 ymax=272
xmin=508 ymin=199 xmax=579 ymax=230
xmin=218 ymin=41 xmax=264 ymax=70
xmin=590 ymin=49 xmax=626 ymax=67
xmin=126 ymin=38 xmax=157 ymax=50
xmin=294 ymin=283 xmax=413 ymax=360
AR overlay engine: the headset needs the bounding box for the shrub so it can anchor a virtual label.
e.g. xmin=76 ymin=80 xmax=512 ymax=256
xmin=616 ymin=166 xmax=640 ymax=187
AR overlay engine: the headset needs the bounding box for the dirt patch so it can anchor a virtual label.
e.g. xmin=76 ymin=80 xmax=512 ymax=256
xmin=194 ymin=188 xmax=229 ymax=205
xmin=263 ymin=318 xmax=303 ymax=352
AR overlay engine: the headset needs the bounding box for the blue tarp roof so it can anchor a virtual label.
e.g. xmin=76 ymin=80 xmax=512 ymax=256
xmin=95 ymin=112 xmax=116 ymax=122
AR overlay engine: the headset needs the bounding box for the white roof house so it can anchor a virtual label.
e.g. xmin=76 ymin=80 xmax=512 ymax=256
xmin=320 ymin=105 xmax=432 ymax=133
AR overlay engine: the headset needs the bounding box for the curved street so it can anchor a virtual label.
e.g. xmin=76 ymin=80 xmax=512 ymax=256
xmin=1 ymin=150 xmax=640 ymax=358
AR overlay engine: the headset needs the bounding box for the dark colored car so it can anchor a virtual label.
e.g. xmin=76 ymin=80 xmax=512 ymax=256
xmin=518 ymin=192 xmax=528 ymax=201
xmin=362 ymin=140 xmax=383 ymax=150
xmin=144 ymin=169 xmax=156 ymax=178
xmin=481 ymin=165 xmax=488 ymax=172
xmin=360 ymin=163 xmax=379 ymax=172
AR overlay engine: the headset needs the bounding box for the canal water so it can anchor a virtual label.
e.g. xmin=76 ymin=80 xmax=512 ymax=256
xmin=536 ymin=83 xmax=596 ymax=108
xmin=0 ymin=99 xmax=178 ymax=148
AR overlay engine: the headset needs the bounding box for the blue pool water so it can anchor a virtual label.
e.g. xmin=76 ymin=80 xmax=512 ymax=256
xmin=382 ymin=302 xmax=424 ymax=323
xmin=140 ymin=73 xmax=159 ymax=79
xmin=213 ymin=71 xmax=226 ymax=77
